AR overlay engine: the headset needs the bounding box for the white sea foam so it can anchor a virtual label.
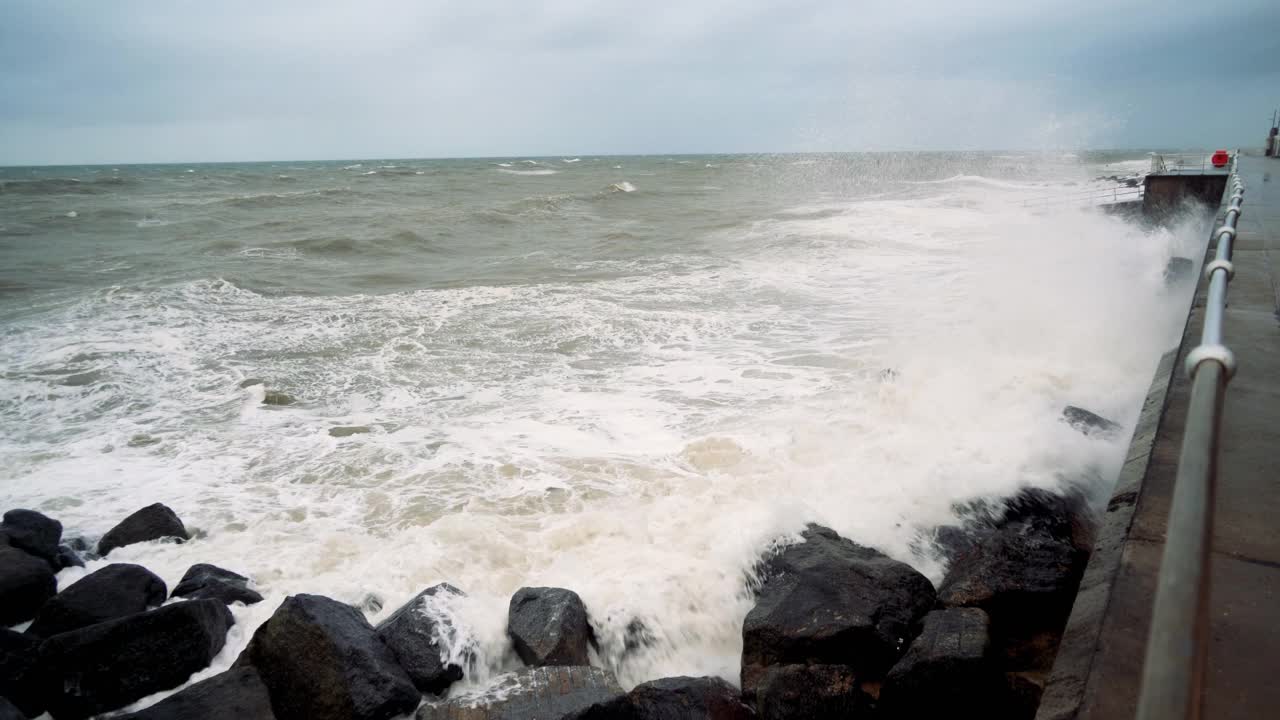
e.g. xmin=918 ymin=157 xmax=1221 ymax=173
xmin=0 ymin=169 xmax=1207 ymax=700
xmin=609 ymin=181 xmax=637 ymax=193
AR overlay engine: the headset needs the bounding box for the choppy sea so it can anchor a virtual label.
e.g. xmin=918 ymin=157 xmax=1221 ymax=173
xmin=0 ymin=152 xmax=1207 ymax=701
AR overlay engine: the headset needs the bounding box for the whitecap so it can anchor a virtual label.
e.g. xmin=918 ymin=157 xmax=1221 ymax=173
xmin=562 ymin=158 xmax=581 ymax=163
xmin=343 ymin=164 xmax=363 ymax=170
xmin=497 ymin=168 xmax=558 ymax=176
xmin=608 ymin=182 xmax=637 ymax=193
xmin=65 ymin=211 xmax=78 ymax=218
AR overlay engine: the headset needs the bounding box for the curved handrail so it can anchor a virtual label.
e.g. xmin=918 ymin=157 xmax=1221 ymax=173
xmin=1135 ymin=151 xmax=1243 ymax=720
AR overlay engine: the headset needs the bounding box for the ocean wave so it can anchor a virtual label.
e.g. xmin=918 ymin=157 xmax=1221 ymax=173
xmin=0 ymin=176 xmax=136 ymax=195
xmin=608 ymin=182 xmax=637 ymax=193
xmin=903 ymin=174 xmax=1050 ymax=190
xmin=216 ymin=187 xmax=358 ymax=209
xmin=497 ymin=168 xmax=558 ymax=176
xmin=287 ymin=236 xmax=362 ymax=255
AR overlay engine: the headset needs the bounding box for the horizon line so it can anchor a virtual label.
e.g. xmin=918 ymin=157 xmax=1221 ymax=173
xmin=0 ymin=146 xmax=1218 ymax=170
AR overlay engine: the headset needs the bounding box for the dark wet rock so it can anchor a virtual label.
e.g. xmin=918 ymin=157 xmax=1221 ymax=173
xmin=571 ymin=676 xmax=754 ymax=720
xmin=507 ymin=586 xmax=594 ymax=667
xmin=116 ymin=667 xmax=276 ymax=720
xmin=236 ymin=593 xmax=419 ymax=720
xmin=27 ymin=563 xmax=167 ymax=638
xmin=239 ymin=378 xmax=266 ymax=388
xmin=172 ymin=564 xmax=263 ymax=606
xmin=65 ymin=536 xmax=97 ymax=559
xmin=418 ymin=666 xmax=624 ymax=720
xmin=752 ymin=664 xmax=872 ymax=720
xmin=879 ymin=608 xmax=1001 ymax=718
xmin=0 ymin=509 xmax=62 ymax=567
xmin=376 ymin=583 xmax=467 ymax=695
xmin=0 ymin=629 xmax=41 ymax=717
xmin=53 ymin=545 xmax=84 ymax=570
xmin=262 ymin=391 xmax=295 ymax=406
xmin=0 ymin=545 xmax=56 ymax=626
xmin=0 ymin=696 xmax=25 ymax=720
xmin=37 ymin=598 xmax=233 ymax=720
xmin=1163 ymin=256 xmax=1195 ymax=285
xmin=1061 ymin=406 xmax=1122 ymax=440
xmin=358 ymin=592 xmax=385 ymax=614
xmin=740 ymin=524 xmax=935 ymax=698
xmin=330 ymin=426 xmax=372 ymax=437
xmin=933 ymin=484 xmax=1097 ymax=567
xmin=938 ymin=489 xmax=1092 ymax=672
xmin=623 ymin=618 xmax=657 ymax=655
xmin=98 ymin=503 xmax=189 ymax=556
xmin=999 ymin=487 xmax=1096 ymax=555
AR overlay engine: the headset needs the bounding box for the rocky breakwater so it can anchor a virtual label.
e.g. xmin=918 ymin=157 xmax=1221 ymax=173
xmin=737 ymin=480 xmax=1095 ymax=720
xmin=0 ymin=503 xmax=258 ymax=720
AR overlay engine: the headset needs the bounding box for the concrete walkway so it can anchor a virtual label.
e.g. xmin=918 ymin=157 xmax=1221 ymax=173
xmin=1203 ymin=155 xmax=1280 ymax=718
xmin=1038 ymin=154 xmax=1280 ymax=719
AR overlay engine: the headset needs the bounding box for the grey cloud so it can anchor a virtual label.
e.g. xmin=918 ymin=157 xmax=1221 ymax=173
xmin=1 ymin=0 xmax=1276 ymax=164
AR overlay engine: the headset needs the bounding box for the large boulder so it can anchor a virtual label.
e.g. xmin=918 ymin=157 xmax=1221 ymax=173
xmin=98 ymin=503 xmax=189 ymax=556
xmin=879 ymin=608 xmax=1002 ymax=718
xmin=171 ymin=564 xmax=263 ymax=606
xmin=117 ymin=667 xmax=276 ymax=720
xmin=375 ymin=583 xmax=467 ymax=695
xmin=571 ymin=676 xmax=754 ymax=720
xmin=418 ymin=666 xmax=623 ymax=720
xmin=0 ymin=696 xmax=26 ymax=720
xmin=0 ymin=545 xmax=56 ymax=626
xmin=37 ymin=598 xmax=233 ymax=720
xmin=27 ymin=563 xmax=167 ymax=638
xmin=0 ymin=630 xmax=41 ymax=717
xmin=1 ymin=509 xmax=62 ymax=567
xmin=236 ymin=593 xmax=419 ymax=720
xmin=741 ymin=525 xmax=936 ymax=698
xmin=938 ymin=488 xmax=1092 ymax=672
xmin=507 ymin=586 xmax=594 ymax=667
xmin=1060 ymin=406 xmax=1122 ymax=440
xmin=752 ymin=665 xmax=872 ymax=720
xmin=53 ymin=546 xmax=85 ymax=570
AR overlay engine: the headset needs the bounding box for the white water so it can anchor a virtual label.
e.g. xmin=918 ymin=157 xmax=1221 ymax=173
xmin=1 ymin=173 xmax=1206 ymax=707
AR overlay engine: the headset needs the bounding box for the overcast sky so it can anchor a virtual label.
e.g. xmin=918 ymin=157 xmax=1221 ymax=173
xmin=2 ymin=0 xmax=1277 ymax=165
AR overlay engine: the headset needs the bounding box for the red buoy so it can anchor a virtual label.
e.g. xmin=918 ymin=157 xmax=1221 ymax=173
xmin=1211 ymin=149 xmax=1230 ymax=168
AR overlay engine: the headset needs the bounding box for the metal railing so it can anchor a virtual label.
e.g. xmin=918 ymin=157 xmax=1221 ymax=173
xmin=1020 ymin=183 xmax=1144 ymax=208
xmin=1149 ymin=152 xmax=1218 ymax=175
xmin=1135 ymin=153 xmax=1244 ymax=720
